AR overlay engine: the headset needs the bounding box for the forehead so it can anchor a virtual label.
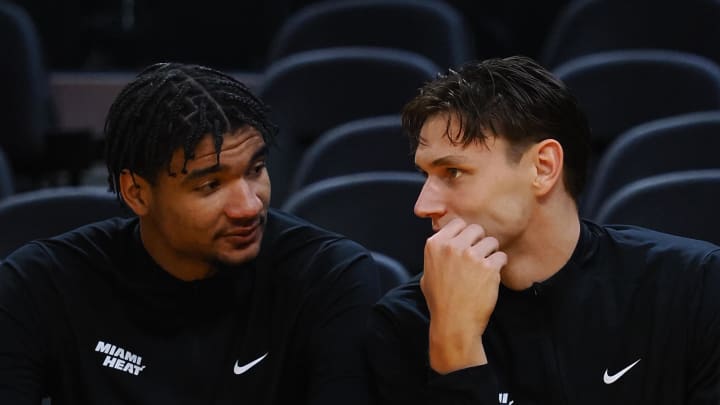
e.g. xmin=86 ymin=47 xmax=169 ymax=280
xmin=171 ymin=126 xmax=265 ymax=170
xmin=415 ymin=115 xmax=496 ymax=162
xmin=418 ymin=114 xmax=461 ymax=145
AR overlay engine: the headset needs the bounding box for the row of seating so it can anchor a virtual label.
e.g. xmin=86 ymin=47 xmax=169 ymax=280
xmin=582 ymin=111 xmax=720 ymax=217
xmin=298 ymin=0 xmax=720 ymax=72
xmin=4 ymin=44 xmax=719 ymax=207
xmin=0 ymin=2 xmax=97 ymax=190
xmin=593 ymin=170 xmax=720 ymax=247
xmin=1 ymin=166 xmax=718 ymax=277
xmin=257 ymin=47 xmax=720 ymax=207
xmin=239 ymin=107 xmax=720 ymax=223
xmin=283 ymin=168 xmax=720 ymax=267
xmin=290 ymin=115 xmax=414 ymax=193
xmin=15 ymin=0 xmax=513 ymax=70
xmin=267 ymin=0 xmax=475 ymax=70
xmin=271 ymin=0 xmax=720 ymax=76
xmin=280 ymin=108 xmax=720 ymax=253
xmin=541 ymin=0 xmax=720 ymax=69
xmin=21 ymin=0 xmax=720 ymax=73
xmin=554 ymin=50 xmax=720 ymax=158
xmin=257 ymin=47 xmax=439 ymax=205
xmin=5 ymin=0 xmax=720 ymax=192
xmin=2 ymin=61 xmax=719 ymax=269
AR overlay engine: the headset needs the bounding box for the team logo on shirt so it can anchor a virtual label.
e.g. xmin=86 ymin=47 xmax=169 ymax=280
xmin=95 ymin=340 xmax=147 ymax=376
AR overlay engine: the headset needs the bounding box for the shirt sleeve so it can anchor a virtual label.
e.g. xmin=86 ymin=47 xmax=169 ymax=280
xmin=687 ymin=250 xmax=720 ymax=404
xmin=0 ymin=247 xmax=52 ymax=404
xmin=366 ymin=303 xmax=499 ymax=405
xmin=303 ymin=248 xmax=382 ymax=405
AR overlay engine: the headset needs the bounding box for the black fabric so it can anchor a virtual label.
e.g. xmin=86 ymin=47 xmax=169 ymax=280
xmin=0 ymin=209 xmax=381 ymax=404
xmin=367 ymin=220 xmax=720 ymax=404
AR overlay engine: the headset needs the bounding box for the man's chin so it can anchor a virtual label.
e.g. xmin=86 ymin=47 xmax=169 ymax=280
xmin=213 ymin=241 xmax=262 ymax=268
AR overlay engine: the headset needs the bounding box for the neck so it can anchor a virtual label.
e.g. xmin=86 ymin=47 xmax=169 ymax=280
xmin=500 ymin=191 xmax=581 ymax=291
xmin=139 ymin=222 xmax=214 ymax=281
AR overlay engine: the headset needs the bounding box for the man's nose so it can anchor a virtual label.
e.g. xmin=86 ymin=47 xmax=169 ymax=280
xmin=225 ymin=179 xmax=263 ymax=219
xmin=413 ymin=179 xmax=445 ymax=219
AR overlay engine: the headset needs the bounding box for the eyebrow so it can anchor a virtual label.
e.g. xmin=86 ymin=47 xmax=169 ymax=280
xmin=427 ymin=155 xmax=470 ymax=167
xmin=181 ymin=144 xmax=268 ymax=185
xmin=181 ymin=164 xmax=223 ymax=185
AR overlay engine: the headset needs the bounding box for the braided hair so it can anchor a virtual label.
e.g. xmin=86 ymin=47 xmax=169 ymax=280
xmin=104 ymin=62 xmax=278 ymax=198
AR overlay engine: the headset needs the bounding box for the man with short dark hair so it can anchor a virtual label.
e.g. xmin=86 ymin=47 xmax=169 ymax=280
xmin=0 ymin=63 xmax=380 ymax=404
xmin=366 ymin=56 xmax=720 ymax=404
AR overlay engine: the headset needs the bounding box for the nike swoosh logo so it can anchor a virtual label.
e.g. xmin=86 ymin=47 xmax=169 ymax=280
xmin=233 ymin=352 xmax=269 ymax=375
xmin=603 ymin=358 xmax=641 ymax=384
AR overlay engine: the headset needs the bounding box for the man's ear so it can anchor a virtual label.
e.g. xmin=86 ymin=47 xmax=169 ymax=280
xmin=532 ymin=139 xmax=564 ymax=197
xmin=118 ymin=170 xmax=152 ymax=216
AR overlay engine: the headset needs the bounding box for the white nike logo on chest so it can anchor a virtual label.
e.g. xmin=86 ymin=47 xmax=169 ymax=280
xmin=603 ymin=358 xmax=641 ymax=384
xmin=234 ymin=352 xmax=269 ymax=375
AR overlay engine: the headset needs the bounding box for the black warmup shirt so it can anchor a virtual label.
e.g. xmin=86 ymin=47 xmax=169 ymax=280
xmin=0 ymin=209 xmax=381 ymax=405
xmin=367 ymin=220 xmax=720 ymax=404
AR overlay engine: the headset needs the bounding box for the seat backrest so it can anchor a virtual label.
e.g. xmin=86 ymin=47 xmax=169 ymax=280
xmin=541 ymin=0 xmax=720 ymax=68
xmin=0 ymin=186 xmax=131 ymax=258
xmin=553 ymin=50 xmax=720 ymax=151
xmin=282 ymin=172 xmax=430 ymax=274
xmin=370 ymin=251 xmax=412 ymax=294
xmin=594 ymin=170 xmax=720 ymax=245
xmin=582 ymin=111 xmax=720 ymax=218
xmin=290 ymin=115 xmax=415 ymax=192
xmin=259 ymin=47 xmax=438 ymax=205
xmin=0 ymin=1 xmax=52 ymax=167
xmin=0 ymin=147 xmax=14 ymax=199
xmin=268 ymin=0 xmax=474 ymax=68
xmin=129 ymin=0 xmax=288 ymax=70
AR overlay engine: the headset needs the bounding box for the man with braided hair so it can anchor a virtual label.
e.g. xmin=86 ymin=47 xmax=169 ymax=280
xmin=0 ymin=63 xmax=381 ymax=404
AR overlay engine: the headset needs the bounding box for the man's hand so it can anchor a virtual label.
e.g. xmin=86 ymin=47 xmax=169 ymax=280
xmin=421 ymin=218 xmax=507 ymax=374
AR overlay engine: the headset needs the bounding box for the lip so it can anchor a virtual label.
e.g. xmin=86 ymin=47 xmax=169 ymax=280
xmin=220 ymin=223 xmax=262 ymax=245
xmin=225 ymin=223 xmax=259 ymax=236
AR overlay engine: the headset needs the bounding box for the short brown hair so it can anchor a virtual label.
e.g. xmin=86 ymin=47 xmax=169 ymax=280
xmin=402 ymin=56 xmax=591 ymax=199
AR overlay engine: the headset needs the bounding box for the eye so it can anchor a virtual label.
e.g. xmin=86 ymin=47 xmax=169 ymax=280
xmin=446 ymin=168 xmax=462 ymax=179
xmin=196 ymin=179 xmax=220 ymax=192
xmin=249 ymin=160 xmax=267 ymax=177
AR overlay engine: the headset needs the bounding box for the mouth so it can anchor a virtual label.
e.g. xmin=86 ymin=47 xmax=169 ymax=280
xmin=225 ymin=223 xmax=260 ymax=237
xmin=220 ymin=226 xmax=261 ymax=246
xmin=218 ymin=217 xmax=265 ymax=245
